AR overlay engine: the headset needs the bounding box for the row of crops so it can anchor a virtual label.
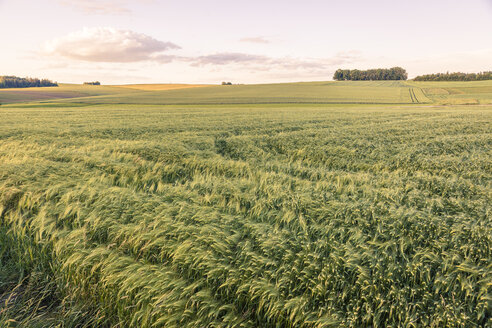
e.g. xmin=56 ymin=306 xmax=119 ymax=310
xmin=0 ymin=104 xmax=491 ymax=327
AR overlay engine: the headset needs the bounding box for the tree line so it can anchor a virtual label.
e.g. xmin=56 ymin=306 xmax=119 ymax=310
xmin=84 ymin=81 xmax=101 ymax=85
xmin=333 ymin=67 xmax=408 ymax=81
xmin=0 ymin=76 xmax=58 ymax=88
xmin=413 ymin=71 xmax=492 ymax=81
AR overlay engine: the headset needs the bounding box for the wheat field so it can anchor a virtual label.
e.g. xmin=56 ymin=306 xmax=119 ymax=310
xmin=0 ymin=82 xmax=491 ymax=327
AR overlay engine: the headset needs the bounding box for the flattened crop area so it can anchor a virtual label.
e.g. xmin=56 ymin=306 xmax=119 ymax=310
xmin=0 ymin=104 xmax=491 ymax=327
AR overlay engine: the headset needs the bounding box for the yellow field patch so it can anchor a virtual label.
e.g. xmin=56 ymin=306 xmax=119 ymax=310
xmin=113 ymin=84 xmax=211 ymax=91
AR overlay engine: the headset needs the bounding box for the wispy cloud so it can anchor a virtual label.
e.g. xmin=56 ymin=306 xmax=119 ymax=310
xmin=58 ymin=0 xmax=154 ymax=15
xmin=190 ymin=53 xmax=271 ymax=66
xmin=43 ymin=27 xmax=179 ymax=63
xmin=189 ymin=51 xmax=362 ymax=72
xmin=404 ymin=49 xmax=492 ymax=77
xmin=329 ymin=50 xmax=363 ymax=66
xmin=239 ymin=36 xmax=271 ymax=44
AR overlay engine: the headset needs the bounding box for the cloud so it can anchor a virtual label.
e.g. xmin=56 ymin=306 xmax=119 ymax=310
xmin=239 ymin=37 xmax=271 ymax=44
xmin=58 ymin=0 xmax=154 ymax=15
xmin=191 ymin=53 xmax=272 ymax=66
xmin=189 ymin=51 xmax=362 ymax=73
xmin=42 ymin=27 xmax=362 ymax=78
xmin=44 ymin=27 xmax=180 ymax=63
xmin=404 ymin=49 xmax=492 ymax=77
xmin=329 ymin=50 xmax=363 ymax=66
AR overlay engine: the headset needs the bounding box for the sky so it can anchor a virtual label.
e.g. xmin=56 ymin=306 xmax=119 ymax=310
xmin=0 ymin=0 xmax=491 ymax=84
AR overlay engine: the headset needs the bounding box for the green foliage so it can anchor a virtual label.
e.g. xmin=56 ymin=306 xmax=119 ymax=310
xmin=0 ymin=76 xmax=57 ymax=89
xmin=414 ymin=71 xmax=492 ymax=81
xmin=333 ymin=67 xmax=408 ymax=81
xmin=0 ymin=101 xmax=490 ymax=327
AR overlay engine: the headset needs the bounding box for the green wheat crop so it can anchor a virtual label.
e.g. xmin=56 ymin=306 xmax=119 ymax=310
xmin=0 ymin=101 xmax=491 ymax=327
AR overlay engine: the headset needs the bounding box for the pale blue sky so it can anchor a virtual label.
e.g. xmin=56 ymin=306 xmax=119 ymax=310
xmin=0 ymin=0 xmax=491 ymax=84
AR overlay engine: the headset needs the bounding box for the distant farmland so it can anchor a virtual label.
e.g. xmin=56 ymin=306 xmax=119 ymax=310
xmin=0 ymin=81 xmax=491 ymax=327
xmin=114 ymin=83 xmax=211 ymax=91
xmin=2 ymin=80 xmax=492 ymax=106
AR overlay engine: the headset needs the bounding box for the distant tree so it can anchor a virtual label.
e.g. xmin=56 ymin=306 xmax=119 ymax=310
xmin=221 ymin=82 xmax=232 ymax=85
xmin=83 ymin=81 xmax=101 ymax=85
xmin=391 ymin=67 xmax=408 ymax=80
xmin=333 ymin=67 xmax=407 ymax=81
xmin=414 ymin=71 xmax=492 ymax=81
xmin=0 ymin=76 xmax=57 ymax=88
xmin=333 ymin=69 xmax=343 ymax=81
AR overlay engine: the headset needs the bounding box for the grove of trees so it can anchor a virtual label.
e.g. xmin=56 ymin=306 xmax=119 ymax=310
xmin=83 ymin=81 xmax=101 ymax=85
xmin=0 ymin=76 xmax=58 ymax=88
xmin=413 ymin=71 xmax=492 ymax=81
xmin=333 ymin=67 xmax=408 ymax=81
